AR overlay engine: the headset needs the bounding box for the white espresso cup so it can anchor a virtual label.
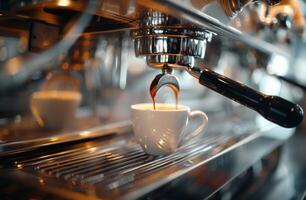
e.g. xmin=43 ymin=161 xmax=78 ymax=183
xmin=131 ymin=103 xmax=208 ymax=155
xmin=30 ymin=90 xmax=82 ymax=130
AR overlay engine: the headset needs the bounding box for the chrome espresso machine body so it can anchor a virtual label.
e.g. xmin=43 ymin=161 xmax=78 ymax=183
xmin=0 ymin=0 xmax=305 ymax=199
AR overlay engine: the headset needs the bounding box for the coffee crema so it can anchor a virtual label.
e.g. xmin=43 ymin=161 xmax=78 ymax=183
xmin=132 ymin=103 xmax=187 ymax=111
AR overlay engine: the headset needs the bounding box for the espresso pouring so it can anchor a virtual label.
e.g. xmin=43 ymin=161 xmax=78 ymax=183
xmin=150 ymin=84 xmax=179 ymax=110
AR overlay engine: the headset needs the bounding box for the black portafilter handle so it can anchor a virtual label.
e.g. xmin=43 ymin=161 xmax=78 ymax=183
xmin=187 ymin=67 xmax=304 ymax=128
xmin=274 ymin=75 xmax=306 ymax=91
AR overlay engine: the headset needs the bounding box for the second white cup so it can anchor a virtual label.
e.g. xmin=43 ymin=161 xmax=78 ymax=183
xmin=30 ymin=90 xmax=82 ymax=130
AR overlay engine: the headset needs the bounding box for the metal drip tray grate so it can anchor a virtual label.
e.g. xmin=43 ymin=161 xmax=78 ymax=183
xmin=13 ymin=133 xmax=234 ymax=189
xmin=0 ymin=110 xmax=285 ymax=199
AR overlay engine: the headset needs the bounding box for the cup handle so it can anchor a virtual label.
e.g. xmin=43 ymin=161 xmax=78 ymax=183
xmin=30 ymin=98 xmax=44 ymax=127
xmin=179 ymin=110 xmax=208 ymax=146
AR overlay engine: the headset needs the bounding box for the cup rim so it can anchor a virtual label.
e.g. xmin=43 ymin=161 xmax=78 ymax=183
xmin=131 ymin=103 xmax=190 ymax=111
xmin=32 ymin=90 xmax=82 ymax=101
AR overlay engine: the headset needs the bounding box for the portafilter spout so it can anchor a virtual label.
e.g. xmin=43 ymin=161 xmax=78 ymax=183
xmin=150 ymin=66 xmax=180 ymax=109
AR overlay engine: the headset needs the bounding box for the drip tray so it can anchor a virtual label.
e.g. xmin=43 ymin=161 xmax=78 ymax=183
xmin=0 ymin=108 xmax=294 ymax=199
xmin=9 ymin=126 xmax=264 ymax=199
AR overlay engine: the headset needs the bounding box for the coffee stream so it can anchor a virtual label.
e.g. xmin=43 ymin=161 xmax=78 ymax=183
xmin=150 ymin=85 xmax=179 ymax=110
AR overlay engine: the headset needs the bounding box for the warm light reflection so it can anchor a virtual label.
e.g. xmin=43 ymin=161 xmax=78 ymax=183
xmin=234 ymin=18 xmax=241 ymax=27
xmin=212 ymin=147 xmax=222 ymax=154
xmin=106 ymin=153 xmax=123 ymax=160
xmin=4 ymin=57 xmax=23 ymax=75
xmin=88 ymin=147 xmax=97 ymax=152
xmin=39 ymin=178 xmax=45 ymax=185
xmin=80 ymin=130 xmax=91 ymax=136
xmin=17 ymin=164 xmax=23 ymax=169
xmin=85 ymin=144 xmax=93 ymax=149
xmin=157 ymin=139 xmax=165 ymax=149
xmin=58 ymin=0 xmax=71 ymax=6
xmin=50 ymin=137 xmax=58 ymax=142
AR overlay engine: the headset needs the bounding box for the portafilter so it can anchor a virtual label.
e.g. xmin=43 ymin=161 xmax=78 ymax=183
xmin=133 ymin=10 xmax=303 ymax=128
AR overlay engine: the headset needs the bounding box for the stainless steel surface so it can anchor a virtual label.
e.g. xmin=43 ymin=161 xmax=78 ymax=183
xmin=185 ymin=65 xmax=201 ymax=79
xmin=133 ymin=10 xmax=212 ymax=68
xmin=1 ymin=0 xmax=292 ymax=57
xmin=0 ymin=109 xmax=294 ymax=199
xmin=6 ymin=0 xmax=135 ymax=26
xmin=234 ymin=132 xmax=306 ymax=200
xmin=220 ymin=0 xmax=281 ymax=17
xmin=138 ymin=0 xmax=290 ymax=56
xmin=0 ymin=1 xmax=97 ymax=92
xmin=0 ymin=121 xmax=131 ymax=157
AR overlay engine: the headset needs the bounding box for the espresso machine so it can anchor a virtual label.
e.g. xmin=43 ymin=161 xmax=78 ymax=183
xmin=0 ymin=0 xmax=305 ymax=199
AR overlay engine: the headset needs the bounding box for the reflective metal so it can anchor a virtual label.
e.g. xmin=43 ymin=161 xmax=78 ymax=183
xmin=134 ymin=36 xmax=208 ymax=58
xmin=0 ymin=121 xmax=132 ymax=156
xmin=133 ymin=10 xmax=213 ymax=68
xmin=9 ymin=0 xmax=135 ymax=25
xmin=146 ymin=55 xmax=193 ymax=68
xmin=0 ymin=110 xmax=295 ymax=199
xmin=220 ymin=0 xmax=281 ymax=17
xmin=137 ymin=0 xmax=289 ymax=56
